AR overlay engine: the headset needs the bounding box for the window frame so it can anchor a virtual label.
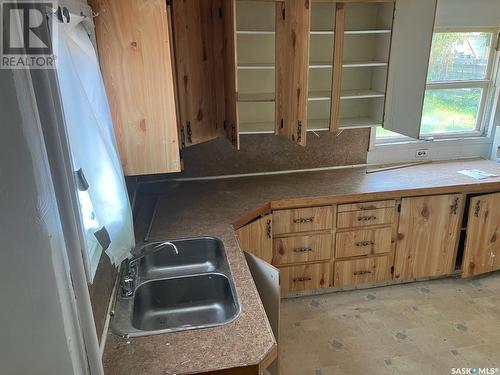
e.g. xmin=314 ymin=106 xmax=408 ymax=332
xmin=376 ymin=28 xmax=499 ymax=144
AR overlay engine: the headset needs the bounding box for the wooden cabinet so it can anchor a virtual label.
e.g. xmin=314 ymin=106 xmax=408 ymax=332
xmin=393 ymin=194 xmax=463 ymax=280
xmin=334 ymin=255 xmax=391 ymax=287
xmin=91 ymin=0 xmax=181 ymax=176
xmin=462 ymin=192 xmax=500 ymax=277
xmin=236 ymin=215 xmax=273 ymax=263
xmin=280 ymin=263 xmax=330 ymax=293
xmin=273 ymin=234 xmax=332 ymax=266
xmin=273 ymin=206 xmax=333 ymax=235
xmin=336 ymin=227 xmax=392 ymax=258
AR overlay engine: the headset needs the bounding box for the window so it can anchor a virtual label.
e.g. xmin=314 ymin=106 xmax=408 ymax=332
xmin=377 ymin=30 xmax=497 ymax=141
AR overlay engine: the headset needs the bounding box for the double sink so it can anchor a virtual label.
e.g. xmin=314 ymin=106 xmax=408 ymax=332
xmin=111 ymin=237 xmax=241 ymax=337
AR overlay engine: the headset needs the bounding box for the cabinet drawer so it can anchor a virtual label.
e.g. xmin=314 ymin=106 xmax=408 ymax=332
xmin=273 ymin=206 xmax=332 ymax=235
xmin=337 ymin=207 xmax=395 ymax=229
xmin=338 ymin=200 xmax=396 ymax=213
xmin=280 ymin=263 xmax=330 ymax=293
xmin=336 ymin=227 xmax=392 ymax=259
xmin=273 ymin=234 xmax=332 ymax=266
xmin=334 ymin=256 xmax=391 ymax=287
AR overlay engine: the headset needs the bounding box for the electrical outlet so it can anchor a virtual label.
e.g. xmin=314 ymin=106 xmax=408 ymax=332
xmin=415 ymin=149 xmax=429 ymax=159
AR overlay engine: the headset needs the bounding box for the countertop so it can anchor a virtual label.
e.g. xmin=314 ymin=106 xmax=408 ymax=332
xmin=103 ymin=159 xmax=500 ymax=375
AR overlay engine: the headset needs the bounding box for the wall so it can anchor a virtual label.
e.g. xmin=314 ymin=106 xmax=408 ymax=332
xmin=148 ymin=128 xmax=370 ymax=179
xmin=0 ymin=69 xmax=87 ymax=374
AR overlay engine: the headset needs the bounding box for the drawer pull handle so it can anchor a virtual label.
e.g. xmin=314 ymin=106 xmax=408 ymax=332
xmin=355 ymin=241 xmax=374 ymax=247
xmin=357 ymin=216 xmax=377 ymax=222
xmin=293 ymin=247 xmax=313 ymax=253
xmin=293 ymin=277 xmax=312 ymax=282
xmin=353 ymin=270 xmax=372 ymax=276
xmin=293 ymin=217 xmax=314 ymax=224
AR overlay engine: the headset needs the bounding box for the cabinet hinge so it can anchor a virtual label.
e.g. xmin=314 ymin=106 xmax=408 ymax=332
xmin=231 ymin=124 xmax=236 ymax=146
xmin=390 ymin=266 xmax=394 ymax=275
xmin=280 ymin=118 xmax=284 ymax=129
xmin=219 ymin=7 xmax=223 ymax=19
xmin=397 ymin=203 xmax=401 ymax=213
xmin=297 ymin=121 xmax=302 ymax=143
xmin=186 ymin=121 xmax=192 ymax=144
xmin=282 ymin=7 xmax=285 ymax=20
xmin=166 ymin=0 xmax=172 ymax=7
xmin=474 ymin=200 xmax=481 ymax=217
xmin=180 ymin=125 xmax=186 ymax=149
xmin=223 ymin=120 xmax=227 ymax=130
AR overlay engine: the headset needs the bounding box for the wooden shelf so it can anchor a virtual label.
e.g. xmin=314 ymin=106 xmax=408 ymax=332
xmin=236 ymin=30 xmax=275 ymax=35
xmin=308 ymin=91 xmax=331 ymax=101
xmin=343 ymin=60 xmax=388 ymax=68
xmin=340 ymin=89 xmax=385 ymax=100
xmin=311 ymin=30 xmax=335 ymax=35
xmin=309 ymin=62 xmax=333 ymax=69
xmin=344 ymin=29 xmax=391 ymax=35
xmin=237 ymin=63 xmax=275 ymax=70
xmin=238 ymin=92 xmax=275 ymax=102
xmin=239 ymin=121 xmax=275 ymax=134
xmin=339 ymin=116 xmax=382 ymax=128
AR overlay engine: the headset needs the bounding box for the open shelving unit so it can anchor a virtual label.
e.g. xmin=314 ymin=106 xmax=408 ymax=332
xmin=234 ymin=0 xmax=395 ymax=136
xmin=236 ymin=0 xmax=276 ymax=135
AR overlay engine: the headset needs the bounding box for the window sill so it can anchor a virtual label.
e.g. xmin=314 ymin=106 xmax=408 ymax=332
xmin=368 ymin=134 xmax=494 ymax=164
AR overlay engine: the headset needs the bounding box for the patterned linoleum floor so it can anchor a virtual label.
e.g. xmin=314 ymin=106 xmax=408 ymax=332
xmin=280 ymin=272 xmax=500 ymax=375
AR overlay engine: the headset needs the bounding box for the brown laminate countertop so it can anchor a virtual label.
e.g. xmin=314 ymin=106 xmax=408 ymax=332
xmin=103 ymin=159 xmax=500 ymax=375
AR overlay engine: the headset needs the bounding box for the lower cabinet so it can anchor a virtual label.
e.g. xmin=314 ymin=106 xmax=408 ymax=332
xmin=237 ymin=191 xmax=500 ymax=294
xmin=279 ymin=263 xmax=331 ymax=293
xmin=393 ymin=194 xmax=463 ymax=280
xmin=462 ymin=192 xmax=500 ymax=277
xmin=334 ymin=256 xmax=391 ymax=287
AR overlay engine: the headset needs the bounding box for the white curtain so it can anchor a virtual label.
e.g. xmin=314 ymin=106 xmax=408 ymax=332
xmin=54 ymin=15 xmax=134 ymax=280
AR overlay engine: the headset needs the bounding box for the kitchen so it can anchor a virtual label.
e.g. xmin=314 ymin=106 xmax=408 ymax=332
xmin=2 ymin=0 xmax=500 ymax=374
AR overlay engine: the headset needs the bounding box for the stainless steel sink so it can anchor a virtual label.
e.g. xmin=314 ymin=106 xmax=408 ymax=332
xmin=135 ymin=237 xmax=224 ymax=279
xmin=132 ymin=274 xmax=238 ymax=332
xmin=111 ymin=236 xmax=240 ymax=337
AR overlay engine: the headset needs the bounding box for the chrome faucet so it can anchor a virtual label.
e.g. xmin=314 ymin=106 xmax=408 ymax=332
xmin=120 ymin=241 xmax=179 ymax=297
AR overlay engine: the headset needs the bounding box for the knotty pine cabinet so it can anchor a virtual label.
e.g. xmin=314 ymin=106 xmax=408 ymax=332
xmin=237 ymin=191 xmax=500 ymax=294
xmin=91 ymin=0 xmax=181 ymax=175
xmin=462 ymin=192 xmax=500 ymax=277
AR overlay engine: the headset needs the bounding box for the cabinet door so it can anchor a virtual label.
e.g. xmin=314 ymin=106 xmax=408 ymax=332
xmin=236 ymin=215 xmax=273 ymax=263
xmin=172 ymin=0 xmax=225 ymax=146
xmin=394 ymin=194 xmax=463 ymax=280
xmin=383 ymin=0 xmax=437 ymax=138
xmin=275 ymin=0 xmax=310 ymax=145
xmin=462 ymin=192 xmax=500 ymax=277
xmin=91 ymin=0 xmax=181 ymax=175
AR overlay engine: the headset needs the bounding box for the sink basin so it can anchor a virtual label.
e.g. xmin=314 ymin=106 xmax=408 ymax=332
xmin=132 ymin=274 xmax=239 ymax=332
xmin=111 ymin=236 xmax=240 ymax=337
xmin=135 ymin=237 xmax=224 ymax=279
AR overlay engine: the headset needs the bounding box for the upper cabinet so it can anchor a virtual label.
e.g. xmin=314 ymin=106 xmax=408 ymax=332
xmin=91 ymin=0 xmax=181 ymax=176
xmin=384 ymin=0 xmax=437 ymax=138
xmin=462 ymin=192 xmax=500 ymax=277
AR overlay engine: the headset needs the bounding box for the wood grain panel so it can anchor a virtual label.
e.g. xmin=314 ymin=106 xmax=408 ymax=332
xmin=223 ymin=0 xmax=240 ymax=148
xmin=337 ymin=207 xmax=395 ymax=229
xmin=336 ymin=226 xmax=392 ymax=258
xmin=334 ymin=255 xmax=391 ymax=287
xmin=172 ymin=0 xmax=226 ymax=146
xmin=280 ymin=262 xmax=330 ymax=293
xmin=393 ymin=194 xmax=462 ymax=280
xmin=462 ymin=192 xmax=500 ymax=277
xmin=275 ymin=0 xmax=310 ymax=145
xmin=272 ymin=234 xmax=332 ymax=265
xmin=338 ymin=199 xmax=396 ymax=213
xmin=273 ymin=206 xmax=333 ymax=235
xmin=236 ymin=215 xmax=273 ymax=264
xmin=329 ymin=3 xmax=344 ymax=132
xmin=92 ymin=0 xmax=181 ymax=175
